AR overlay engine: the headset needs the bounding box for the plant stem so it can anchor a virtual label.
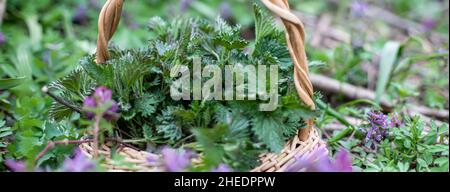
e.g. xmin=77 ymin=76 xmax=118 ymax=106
xmin=174 ymin=134 xmax=195 ymax=148
xmin=35 ymin=139 xmax=94 ymax=163
xmin=122 ymin=138 xmax=148 ymax=143
xmin=93 ymin=114 xmax=101 ymax=159
xmin=42 ymin=86 xmax=83 ymax=114
xmin=315 ymin=99 xmax=356 ymax=143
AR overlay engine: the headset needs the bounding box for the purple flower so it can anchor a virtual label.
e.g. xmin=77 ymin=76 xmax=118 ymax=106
xmin=61 ymin=148 xmax=96 ymax=172
xmin=421 ymin=18 xmax=436 ymax=31
xmin=331 ymin=149 xmax=353 ymax=172
xmin=146 ymin=154 xmax=160 ymax=166
xmin=211 ymin=164 xmax=232 ymax=172
xmin=95 ymin=86 xmax=113 ymax=103
xmin=89 ymin=0 xmax=101 ymax=10
xmin=103 ymin=102 xmax=119 ymax=121
xmin=72 ymin=5 xmax=89 ymax=25
xmin=438 ymin=48 xmax=448 ymax=54
xmin=181 ymin=0 xmax=195 ymax=12
xmin=161 ymin=147 xmax=193 ymax=172
xmin=390 ymin=113 xmax=403 ymax=128
xmin=5 ymin=159 xmax=27 ymax=172
xmin=365 ymin=111 xmax=390 ymax=146
xmin=219 ymin=2 xmax=232 ymax=20
xmin=43 ymin=50 xmax=51 ymax=64
xmin=83 ymin=96 xmax=97 ymax=119
xmin=350 ymin=1 xmax=368 ymax=18
xmin=83 ymin=86 xmax=119 ymax=120
xmin=287 ymin=147 xmax=353 ymax=172
xmin=0 ymin=32 xmax=6 ymax=45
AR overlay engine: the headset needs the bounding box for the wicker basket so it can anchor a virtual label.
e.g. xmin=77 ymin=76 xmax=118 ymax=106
xmin=79 ymin=0 xmax=327 ymax=172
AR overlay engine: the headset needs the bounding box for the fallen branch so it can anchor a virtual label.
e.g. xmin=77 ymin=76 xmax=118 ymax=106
xmin=294 ymin=11 xmax=351 ymax=45
xmin=364 ymin=3 xmax=448 ymax=44
xmin=324 ymin=0 xmax=448 ymax=44
xmin=311 ymin=74 xmax=392 ymax=108
xmin=0 ymin=0 xmax=6 ymax=25
xmin=310 ymin=74 xmax=449 ymax=121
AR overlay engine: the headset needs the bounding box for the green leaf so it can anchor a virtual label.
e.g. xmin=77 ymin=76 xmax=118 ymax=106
xmin=0 ymin=76 xmax=27 ymax=90
xmin=215 ymin=106 xmax=250 ymax=140
xmin=135 ymin=94 xmax=161 ymax=118
xmin=254 ymin=3 xmax=277 ymax=43
xmin=417 ymin=158 xmax=428 ymax=169
xmin=0 ymin=127 xmax=13 ymax=138
xmin=193 ymin=124 xmax=228 ymax=167
xmin=156 ymin=106 xmax=183 ymax=143
xmin=397 ymin=161 xmax=409 ymax=172
xmin=434 ymin=157 xmax=449 ymax=167
xmin=375 ymin=41 xmax=401 ymax=103
xmin=48 ymin=67 xmax=94 ymax=120
xmin=252 ymin=113 xmax=285 ymax=152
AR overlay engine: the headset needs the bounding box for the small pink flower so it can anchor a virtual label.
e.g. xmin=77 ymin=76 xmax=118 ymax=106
xmin=288 ymin=147 xmax=353 ymax=172
xmin=83 ymin=86 xmax=119 ymax=121
xmin=421 ymin=18 xmax=436 ymax=31
xmin=160 ymin=147 xmax=194 ymax=172
xmin=94 ymin=86 xmax=113 ymax=103
xmin=5 ymin=159 xmax=27 ymax=172
xmin=61 ymin=148 xmax=96 ymax=172
xmin=211 ymin=164 xmax=232 ymax=172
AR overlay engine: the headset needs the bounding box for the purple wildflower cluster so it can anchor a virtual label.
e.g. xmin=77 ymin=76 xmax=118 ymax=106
xmin=83 ymin=86 xmax=119 ymax=121
xmin=288 ymin=146 xmax=353 ymax=172
xmin=72 ymin=5 xmax=89 ymax=25
xmin=366 ymin=111 xmax=389 ymax=143
xmin=147 ymin=147 xmax=232 ymax=172
xmin=350 ymin=0 xmax=368 ymax=18
xmin=363 ymin=112 xmax=403 ymax=149
xmin=4 ymin=147 xmax=96 ymax=172
xmin=180 ymin=0 xmax=196 ymax=12
xmin=390 ymin=113 xmax=403 ymax=128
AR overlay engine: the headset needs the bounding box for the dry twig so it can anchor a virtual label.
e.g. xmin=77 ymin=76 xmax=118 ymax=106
xmin=0 ymin=0 xmax=6 ymax=25
xmin=310 ymin=74 xmax=449 ymax=121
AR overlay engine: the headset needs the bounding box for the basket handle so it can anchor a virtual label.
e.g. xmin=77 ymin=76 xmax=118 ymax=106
xmin=261 ymin=0 xmax=315 ymax=141
xmin=95 ymin=0 xmax=315 ymax=141
xmin=96 ymin=0 xmax=124 ymax=64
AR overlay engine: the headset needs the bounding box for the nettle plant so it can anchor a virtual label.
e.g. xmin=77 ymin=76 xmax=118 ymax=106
xmin=47 ymin=4 xmax=316 ymax=171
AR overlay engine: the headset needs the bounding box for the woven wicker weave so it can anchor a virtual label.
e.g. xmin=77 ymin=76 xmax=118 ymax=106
xmin=80 ymin=142 xmax=162 ymax=172
xmin=79 ymin=0 xmax=326 ymax=172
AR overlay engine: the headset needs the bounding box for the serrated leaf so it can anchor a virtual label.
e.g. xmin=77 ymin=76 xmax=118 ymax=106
xmin=254 ymin=3 xmax=277 ymax=42
xmin=156 ymin=107 xmax=183 ymax=143
xmin=252 ymin=113 xmax=285 ymax=152
xmin=135 ymin=94 xmax=160 ymax=118
xmin=192 ymin=124 xmax=228 ymax=167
